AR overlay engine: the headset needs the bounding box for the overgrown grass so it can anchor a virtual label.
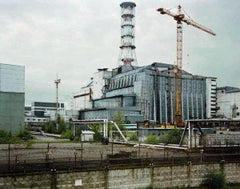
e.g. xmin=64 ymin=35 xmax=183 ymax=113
xmin=0 ymin=128 xmax=33 ymax=145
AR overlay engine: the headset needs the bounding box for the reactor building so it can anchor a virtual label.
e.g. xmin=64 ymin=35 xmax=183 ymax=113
xmin=73 ymin=2 xmax=217 ymax=124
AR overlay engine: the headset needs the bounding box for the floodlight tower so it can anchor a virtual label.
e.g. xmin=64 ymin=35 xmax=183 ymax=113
xmin=119 ymin=2 xmax=137 ymax=66
xmin=55 ymin=78 xmax=61 ymax=121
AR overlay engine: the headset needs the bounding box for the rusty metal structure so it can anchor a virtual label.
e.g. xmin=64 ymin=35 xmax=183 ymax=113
xmin=180 ymin=119 xmax=240 ymax=149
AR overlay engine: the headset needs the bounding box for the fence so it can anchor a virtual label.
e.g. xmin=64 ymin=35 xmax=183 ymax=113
xmin=1 ymin=142 xmax=240 ymax=176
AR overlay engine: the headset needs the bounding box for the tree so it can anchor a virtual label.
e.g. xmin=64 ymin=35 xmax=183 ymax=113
xmin=91 ymin=124 xmax=102 ymax=142
xmin=111 ymin=109 xmax=126 ymax=139
xmin=113 ymin=109 xmax=125 ymax=130
xmin=57 ymin=115 xmax=66 ymax=134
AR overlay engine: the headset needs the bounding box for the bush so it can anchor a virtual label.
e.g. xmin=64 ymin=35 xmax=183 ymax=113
xmin=0 ymin=129 xmax=10 ymax=143
xmin=159 ymin=129 xmax=182 ymax=144
xmin=44 ymin=121 xmax=57 ymax=133
xmin=144 ymin=135 xmax=160 ymax=144
xmin=0 ymin=128 xmax=33 ymax=145
xmin=61 ymin=129 xmax=73 ymax=140
xmin=17 ymin=128 xmax=32 ymax=141
xmin=90 ymin=124 xmax=102 ymax=142
xmin=129 ymin=132 xmax=138 ymax=141
xmin=202 ymin=172 xmax=227 ymax=189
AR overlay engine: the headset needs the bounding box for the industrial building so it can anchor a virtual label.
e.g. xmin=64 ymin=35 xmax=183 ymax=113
xmin=74 ymin=63 xmax=217 ymax=124
xmin=73 ymin=2 xmax=217 ymax=125
xmin=217 ymin=86 xmax=240 ymax=118
xmin=25 ymin=101 xmax=78 ymax=127
xmin=30 ymin=101 xmax=65 ymax=119
xmin=0 ymin=63 xmax=25 ymax=133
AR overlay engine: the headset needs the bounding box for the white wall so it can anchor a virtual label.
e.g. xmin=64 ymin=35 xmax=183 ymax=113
xmin=73 ymin=69 xmax=112 ymax=110
xmin=206 ymin=78 xmax=217 ymax=118
xmin=217 ymin=89 xmax=240 ymax=118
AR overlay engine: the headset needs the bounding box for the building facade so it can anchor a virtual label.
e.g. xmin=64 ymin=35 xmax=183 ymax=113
xmin=74 ymin=63 xmax=217 ymax=124
xmin=73 ymin=2 xmax=217 ymax=125
xmin=31 ymin=101 xmax=65 ymax=119
xmin=217 ymin=86 xmax=240 ymax=118
xmin=0 ymin=63 xmax=25 ymax=133
xmin=25 ymin=101 xmax=79 ymax=127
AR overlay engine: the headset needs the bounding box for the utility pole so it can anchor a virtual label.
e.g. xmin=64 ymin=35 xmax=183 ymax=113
xmin=55 ymin=78 xmax=61 ymax=127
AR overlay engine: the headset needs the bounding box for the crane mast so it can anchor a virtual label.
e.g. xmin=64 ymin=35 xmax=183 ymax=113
xmin=157 ymin=5 xmax=215 ymax=126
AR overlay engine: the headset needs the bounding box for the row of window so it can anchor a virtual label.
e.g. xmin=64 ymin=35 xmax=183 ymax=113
xmin=25 ymin=118 xmax=48 ymax=122
xmin=33 ymin=102 xmax=64 ymax=108
xmin=108 ymin=74 xmax=137 ymax=90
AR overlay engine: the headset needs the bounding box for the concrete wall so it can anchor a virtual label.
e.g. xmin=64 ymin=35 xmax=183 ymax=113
xmin=1 ymin=162 xmax=240 ymax=189
xmin=0 ymin=63 xmax=25 ymax=133
xmin=217 ymin=89 xmax=240 ymax=118
xmin=0 ymin=92 xmax=24 ymax=133
xmin=0 ymin=63 xmax=25 ymax=93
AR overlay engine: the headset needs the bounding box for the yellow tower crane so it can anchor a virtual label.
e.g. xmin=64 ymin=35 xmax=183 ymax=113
xmin=157 ymin=5 xmax=216 ymax=127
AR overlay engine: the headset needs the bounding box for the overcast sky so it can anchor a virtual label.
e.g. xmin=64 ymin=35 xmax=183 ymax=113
xmin=0 ymin=0 xmax=239 ymax=106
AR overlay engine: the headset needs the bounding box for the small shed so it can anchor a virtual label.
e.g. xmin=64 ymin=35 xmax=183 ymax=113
xmin=81 ymin=130 xmax=95 ymax=142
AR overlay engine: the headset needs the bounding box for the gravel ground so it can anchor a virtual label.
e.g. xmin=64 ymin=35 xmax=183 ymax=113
xmin=0 ymin=140 xmax=175 ymax=164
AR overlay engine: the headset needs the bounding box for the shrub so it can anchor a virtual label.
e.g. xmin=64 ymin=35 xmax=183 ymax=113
xmin=159 ymin=129 xmax=182 ymax=144
xmin=202 ymin=172 xmax=227 ymax=189
xmin=17 ymin=127 xmax=32 ymax=141
xmin=61 ymin=129 xmax=73 ymax=140
xmin=129 ymin=132 xmax=138 ymax=141
xmin=0 ymin=129 xmax=10 ymax=143
xmin=144 ymin=135 xmax=160 ymax=144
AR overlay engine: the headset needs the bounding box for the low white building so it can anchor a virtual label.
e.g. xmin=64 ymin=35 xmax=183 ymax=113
xmin=217 ymin=86 xmax=240 ymax=118
xmin=81 ymin=130 xmax=95 ymax=142
xmin=25 ymin=102 xmax=79 ymax=127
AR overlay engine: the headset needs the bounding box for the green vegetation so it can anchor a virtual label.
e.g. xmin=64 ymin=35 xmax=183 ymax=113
xmin=0 ymin=129 xmax=11 ymax=143
xmin=113 ymin=108 xmax=125 ymax=130
xmin=159 ymin=129 xmax=182 ymax=144
xmin=0 ymin=127 xmax=33 ymax=145
xmin=144 ymin=129 xmax=182 ymax=145
xmin=128 ymin=132 xmax=138 ymax=141
xmin=57 ymin=116 xmax=67 ymax=134
xmin=201 ymin=172 xmax=227 ymax=189
xmin=42 ymin=115 xmax=75 ymax=140
xmin=111 ymin=109 xmax=126 ymax=139
xmin=144 ymin=135 xmax=160 ymax=144
xmin=42 ymin=115 xmax=67 ymax=134
xmin=91 ymin=124 xmax=102 ymax=142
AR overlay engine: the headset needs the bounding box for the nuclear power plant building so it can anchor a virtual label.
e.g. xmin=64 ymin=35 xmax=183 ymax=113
xmin=74 ymin=63 xmax=217 ymax=124
xmin=73 ymin=2 xmax=217 ymax=124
